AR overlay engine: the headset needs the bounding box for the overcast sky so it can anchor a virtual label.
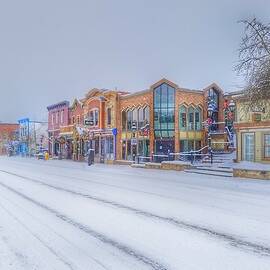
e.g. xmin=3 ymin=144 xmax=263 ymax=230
xmin=0 ymin=0 xmax=269 ymax=122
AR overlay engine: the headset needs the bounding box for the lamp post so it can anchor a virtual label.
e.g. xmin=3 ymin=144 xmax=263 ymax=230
xmin=131 ymin=121 xmax=137 ymax=162
xmin=228 ymin=99 xmax=236 ymax=131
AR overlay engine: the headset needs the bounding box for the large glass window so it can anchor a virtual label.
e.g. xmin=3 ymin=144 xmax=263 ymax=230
xmin=208 ymin=88 xmax=219 ymax=110
xmin=179 ymin=105 xmax=187 ymax=130
xmin=180 ymin=140 xmax=201 ymax=152
xmin=154 ymin=83 xmax=175 ymax=138
xmin=264 ymin=134 xmax=270 ymax=158
xmin=127 ymin=110 xmax=132 ymax=131
xmin=132 ymin=109 xmax=138 ymax=129
xmin=195 ymin=107 xmax=202 ymax=130
xmin=138 ymin=108 xmax=144 ymax=129
xmin=188 ymin=107 xmax=194 ymax=130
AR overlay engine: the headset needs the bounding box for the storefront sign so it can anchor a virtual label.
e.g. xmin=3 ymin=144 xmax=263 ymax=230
xmin=131 ymin=138 xmax=137 ymax=145
xmin=84 ymin=119 xmax=94 ymax=126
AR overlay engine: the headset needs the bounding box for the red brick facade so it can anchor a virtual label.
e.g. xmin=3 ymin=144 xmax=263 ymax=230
xmin=0 ymin=123 xmax=19 ymax=155
xmin=47 ymin=78 xmax=228 ymax=162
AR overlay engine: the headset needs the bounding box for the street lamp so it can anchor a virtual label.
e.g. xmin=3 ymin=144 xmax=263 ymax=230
xmin=228 ymin=100 xmax=236 ymax=112
xmin=131 ymin=121 xmax=137 ymax=161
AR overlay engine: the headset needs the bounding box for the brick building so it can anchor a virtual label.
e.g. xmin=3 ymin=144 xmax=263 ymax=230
xmin=70 ymin=98 xmax=84 ymax=160
xmin=47 ymin=101 xmax=70 ymax=157
xmin=0 ymin=123 xmax=19 ymax=155
xmin=47 ymin=78 xmax=231 ymax=162
xmin=117 ymin=78 xmax=228 ymax=161
xmin=81 ymin=88 xmax=123 ymax=162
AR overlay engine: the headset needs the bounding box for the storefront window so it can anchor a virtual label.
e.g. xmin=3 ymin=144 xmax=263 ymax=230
xmin=122 ymin=141 xmax=126 ymax=160
xmin=127 ymin=140 xmax=132 ymax=160
xmin=95 ymin=137 xmax=99 ymax=155
xmin=180 ymin=140 xmax=201 ymax=152
xmin=264 ymin=134 xmax=270 ymax=158
xmin=138 ymin=139 xmax=150 ymax=156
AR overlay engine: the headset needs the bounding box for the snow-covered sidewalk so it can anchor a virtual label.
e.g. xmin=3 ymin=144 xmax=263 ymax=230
xmin=0 ymin=156 xmax=270 ymax=269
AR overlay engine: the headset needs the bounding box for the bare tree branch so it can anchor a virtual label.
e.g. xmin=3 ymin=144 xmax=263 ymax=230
xmin=236 ymin=18 xmax=270 ymax=108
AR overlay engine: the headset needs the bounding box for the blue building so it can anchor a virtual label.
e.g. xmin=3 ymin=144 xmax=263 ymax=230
xmin=18 ymin=118 xmax=30 ymax=155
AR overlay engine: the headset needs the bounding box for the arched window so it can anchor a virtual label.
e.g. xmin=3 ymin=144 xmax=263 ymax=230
xmin=122 ymin=111 xmax=126 ymax=131
xmin=208 ymin=88 xmax=219 ymax=111
xmin=138 ymin=107 xmax=144 ymax=128
xmin=188 ymin=107 xmax=195 ymax=130
xmin=143 ymin=106 xmax=150 ymax=125
xmin=127 ymin=110 xmax=132 ymax=131
xmin=179 ymin=105 xmax=187 ymax=131
xmin=195 ymin=107 xmax=202 ymax=130
xmin=107 ymin=108 xmax=112 ymax=126
xmin=153 ymin=83 xmax=175 ymax=137
xmin=132 ymin=108 xmax=138 ymax=130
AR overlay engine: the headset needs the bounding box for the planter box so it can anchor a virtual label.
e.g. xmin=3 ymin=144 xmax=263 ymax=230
xmin=114 ymin=160 xmax=134 ymax=166
xmin=233 ymin=168 xmax=270 ymax=180
xmin=161 ymin=161 xmax=191 ymax=171
xmin=145 ymin=163 xmax=162 ymax=169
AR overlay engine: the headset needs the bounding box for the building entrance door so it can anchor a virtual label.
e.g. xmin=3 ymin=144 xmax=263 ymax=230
xmin=242 ymin=133 xmax=255 ymax=161
xmin=155 ymin=139 xmax=175 ymax=160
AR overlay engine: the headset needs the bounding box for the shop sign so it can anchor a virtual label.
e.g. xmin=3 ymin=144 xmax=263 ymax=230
xmin=131 ymin=138 xmax=137 ymax=145
xmin=84 ymin=119 xmax=94 ymax=126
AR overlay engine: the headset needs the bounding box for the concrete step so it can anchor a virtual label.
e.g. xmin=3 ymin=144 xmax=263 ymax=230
xmin=193 ymin=166 xmax=233 ymax=173
xmin=184 ymin=168 xmax=233 ymax=177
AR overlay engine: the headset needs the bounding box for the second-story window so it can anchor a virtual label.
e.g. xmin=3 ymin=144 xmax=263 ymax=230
xmin=94 ymin=110 xmax=99 ymax=126
xmin=107 ymin=108 xmax=112 ymax=126
xmin=56 ymin=111 xmax=59 ymax=124
xmin=188 ymin=107 xmax=194 ymax=130
xmin=77 ymin=116 xmax=80 ymax=125
xmin=88 ymin=109 xmax=99 ymax=126
xmin=60 ymin=110 xmax=64 ymax=124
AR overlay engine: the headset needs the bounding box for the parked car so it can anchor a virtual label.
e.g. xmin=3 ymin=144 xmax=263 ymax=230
xmin=36 ymin=149 xmax=48 ymax=160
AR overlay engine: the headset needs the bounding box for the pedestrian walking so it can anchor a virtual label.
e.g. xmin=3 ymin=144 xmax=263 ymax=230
xmin=87 ymin=148 xmax=95 ymax=166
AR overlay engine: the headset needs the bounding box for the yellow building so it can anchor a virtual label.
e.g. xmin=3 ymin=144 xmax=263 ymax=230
xmin=235 ymin=95 xmax=270 ymax=163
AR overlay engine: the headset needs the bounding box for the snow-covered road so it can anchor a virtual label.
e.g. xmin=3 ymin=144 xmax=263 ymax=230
xmin=0 ymin=157 xmax=270 ymax=270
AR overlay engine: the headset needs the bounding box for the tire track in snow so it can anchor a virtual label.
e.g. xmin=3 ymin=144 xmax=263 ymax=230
xmin=0 ymin=200 xmax=95 ymax=270
xmin=0 ymin=180 xmax=169 ymax=270
xmin=1 ymin=169 xmax=270 ymax=257
xmin=0 ymin=194 xmax=110 ymax=270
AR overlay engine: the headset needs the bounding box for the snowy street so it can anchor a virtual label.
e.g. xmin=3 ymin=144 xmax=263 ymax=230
xmin=0 ymin=157 xmax=270 ymax=269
